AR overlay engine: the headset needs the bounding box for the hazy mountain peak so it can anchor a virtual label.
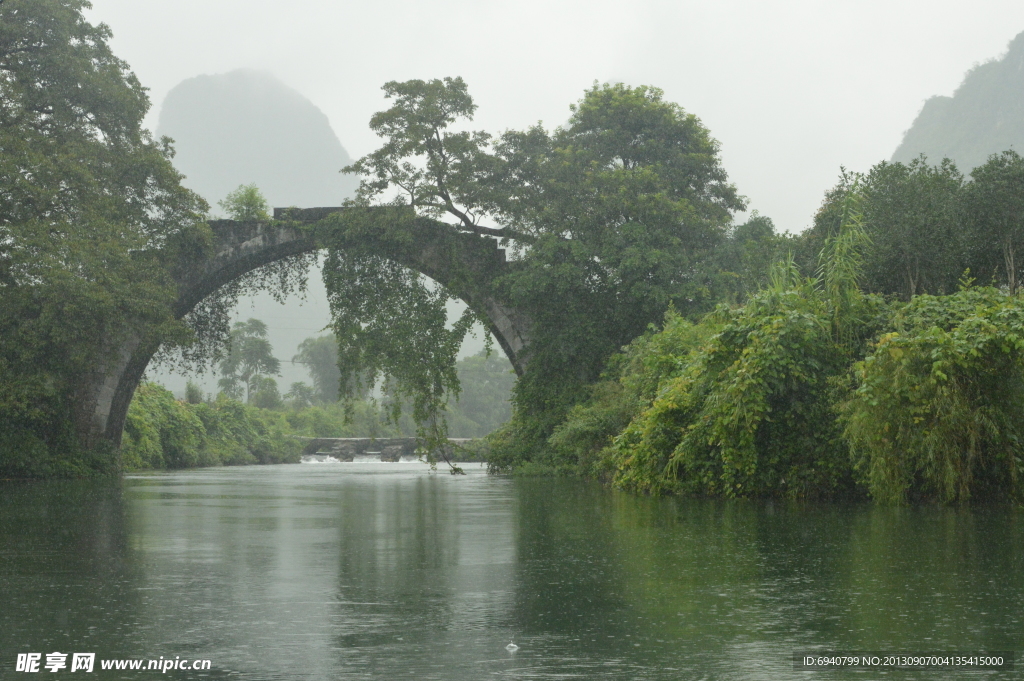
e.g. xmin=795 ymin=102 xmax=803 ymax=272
xmin=156 ymin=69 xmax=357 ymax=210
xmin=893 ymin=31 xmax=1024 ymax=172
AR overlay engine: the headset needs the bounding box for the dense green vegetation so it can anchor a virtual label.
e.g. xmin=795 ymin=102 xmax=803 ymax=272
xmin=332 ymin=77 xmax=747 ymax=467
xmin=116 ymin=328 xmax=514 ymax=471
xmin=3 ymin=2 xmax=1024 ymax=503
xmin=842 ymin=288 xmax=1024 ymax=503
xmin=0 ymin=0 xmax=207 ymax=477
xmin=798 ymin=152 xmax=1024 ymax=300
xmin=333 ymin=75 xmax=1024 ymax=503
xmin=550 ymin=177 xmax=1024 ymax=503
xmin=122 ymin=383 xmax=300 ymax=469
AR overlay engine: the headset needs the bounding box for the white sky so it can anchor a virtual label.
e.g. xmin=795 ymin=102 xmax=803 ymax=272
xmin=87 ymin=0 xmax=1024 ymax=233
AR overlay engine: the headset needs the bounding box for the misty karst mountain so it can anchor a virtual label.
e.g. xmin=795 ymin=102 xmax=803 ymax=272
xmin=156 ymin=69 xmax=357 ymax=208
xmin=893 ymin=31 xmax=1024 ymax=171
xmin=153 ymin=69 xmax=359 ymax=395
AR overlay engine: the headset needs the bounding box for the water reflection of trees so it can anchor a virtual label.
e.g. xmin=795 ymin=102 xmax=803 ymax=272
xmin=331 ymin=474 xmax=518 ymax=658
xmin=0 ymin=481 xmax=145 ymax=661
xmin=594 ymin=495 xmax=1024 ymax=671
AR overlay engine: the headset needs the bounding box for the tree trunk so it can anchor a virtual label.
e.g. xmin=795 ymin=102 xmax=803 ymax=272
xmin=905 ymin=263 xmax=918 ymax=301
xmin=1005 ymin=237 xmax=1017 ymax=294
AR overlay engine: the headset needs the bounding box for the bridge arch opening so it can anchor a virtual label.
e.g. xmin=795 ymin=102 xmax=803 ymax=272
xmin=88 ymin=207 xmax=532 ymax=448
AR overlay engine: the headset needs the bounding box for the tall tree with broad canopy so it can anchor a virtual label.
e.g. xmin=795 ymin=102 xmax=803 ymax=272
xmin=963 ymin=150 xmax=1024 ymax=294
xmin=335 ymin=78 xmax=744 ymax=468
xmin=217 ymin=319 xmax=281 ymax=403
xmin=0 ymin=0 xmax=207 ymax=476
xmin=802 ymin=159 xmax=965 ymax=302
xmin=860 ymin=157 xmax=964 ymax=300
xmin=292 ymin=335 xmax=344 ymax=404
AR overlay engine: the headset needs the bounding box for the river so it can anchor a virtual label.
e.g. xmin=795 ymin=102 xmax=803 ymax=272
xmin=2 ymin=463 xmax=1022 ymax=679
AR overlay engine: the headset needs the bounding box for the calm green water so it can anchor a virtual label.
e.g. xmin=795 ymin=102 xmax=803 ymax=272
xmin=2 ymin=463 xmax=1022 ymax=680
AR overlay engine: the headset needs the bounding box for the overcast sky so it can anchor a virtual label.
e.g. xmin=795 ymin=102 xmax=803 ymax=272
xmin=87 ymin=0 xmax=1024 ymax=233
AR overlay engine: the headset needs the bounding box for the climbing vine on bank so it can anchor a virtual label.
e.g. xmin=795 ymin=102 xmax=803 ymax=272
xmin=600 ymin=192 xmax=891 ymax=498
xmin=322 ymin=249 xmax=479 ymax=451
xmin=310 ymin=206 xmax=487 ymax=468
xmin=842 ymin=287 xmax=1024 ymax=503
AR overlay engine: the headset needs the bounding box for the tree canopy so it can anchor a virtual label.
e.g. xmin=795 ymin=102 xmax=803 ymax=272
xmin=801 ymin=153 xmax=1024 ymax=301
xmin=333 ymin=78 xmax=744 ymax=466
xmin=962 ymin=150 xmax=1024 ymax=294
xmin=0 ymin=0 xmax=206 ymax=475
xmin=218 ymin=183 xmax=271 ymax=222
xmin=292 ymin=335 xmax=343 ymax=404
xmin=860 ymin=158 xmax=964 ymax=300
xmin=217 ymin=318 xmax=281 ymax=403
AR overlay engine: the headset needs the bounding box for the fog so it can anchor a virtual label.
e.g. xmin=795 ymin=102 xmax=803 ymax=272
xmin=83 ymin=0 xmax=1024 ymax=392
xmin=89 ymin=0 xmax=1024 ymax=229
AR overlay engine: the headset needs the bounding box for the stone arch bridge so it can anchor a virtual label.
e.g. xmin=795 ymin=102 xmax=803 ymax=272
xmin=78 ymin=207 xmax=531 ymax=451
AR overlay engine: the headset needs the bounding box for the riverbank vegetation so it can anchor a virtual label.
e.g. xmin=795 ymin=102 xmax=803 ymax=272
xmin=3 ymin=2 xmax=1024 ymax=503
xmin=555 ymin=278 xmax=1024 ymax=503
xmin=335 ymin=74 xmax=1024 ymax=502
xmin=0 ymin=0 xmax=209 ymax=477
xmin=543 ymin=166 xmax=1024 ymax=503
xmin=116 ymin=330 xmax=514 ymax=472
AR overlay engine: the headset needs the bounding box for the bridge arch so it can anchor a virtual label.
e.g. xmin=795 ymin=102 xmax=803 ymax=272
xmin=82 ymin=207 xmax=532 ymax=449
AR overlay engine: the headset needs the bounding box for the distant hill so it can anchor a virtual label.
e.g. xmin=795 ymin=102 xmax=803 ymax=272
xmin=151 ymin=70 xmax=360 ymax=396
xmin=156 ymin=69 xmax=357 ymax=209
xmin=893 ymin=31 xmax=1024 ymax=171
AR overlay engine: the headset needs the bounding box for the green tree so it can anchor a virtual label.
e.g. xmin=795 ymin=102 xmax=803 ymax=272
xmin=284 ymin=381 xmax=317 ymax=410
xmin=714 ymin=212 xmax=787 ymax=302
xmin=184 ymin=381 xmax=205 ymax=404
xmin=0 ymin=0 xmax=206 ymax=476
xmin=337 ymin=78 xmax=744 ymax=468
xmin=249 ymin=376 xmax=282 ymax=410
xmin=218 ymin=183 xmax=270 ymax=221
xmin=445 ymin=350 xmax=516 ymax=437
xmin=803 ymin=159 xmax=964 ymax=301
xmin=218 ymin=319 xmax=281 ymax=403
xmin=962 ymin=150 xmax=1024 ymax=293
xmin=344 ymin=77 xmax=509 ymax=238
xmin=293 ymin=335 xmax=344 ymax=403
xmin=861 ymin=157 xmax=964 ymax=300
xmin=488 ymin=83 xmax=744 ymax=467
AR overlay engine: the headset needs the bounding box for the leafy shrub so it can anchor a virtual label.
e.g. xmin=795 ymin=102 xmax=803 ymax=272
xmin=604 ymin=195 xmax=891 ymax=498
xmin=611 ymin=284 xmax=868 ymax=498
xmin=843 ymin=287 xmax=1024 ymax=503
xmin=122 ymin=384 xmax=301 ymax=470
xmin=547 ymin=311 xmax=709 ymax=479
xmin=122 ymin=383 xmax=206 ymax=469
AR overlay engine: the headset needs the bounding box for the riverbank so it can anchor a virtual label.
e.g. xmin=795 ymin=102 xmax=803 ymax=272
xmin=118 ymin=383 xmax=491 ymax=473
